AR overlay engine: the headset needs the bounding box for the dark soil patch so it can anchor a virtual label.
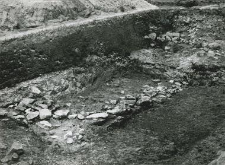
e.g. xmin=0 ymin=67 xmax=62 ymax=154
xmin=84 ymin=86 xmax=225 ymax=165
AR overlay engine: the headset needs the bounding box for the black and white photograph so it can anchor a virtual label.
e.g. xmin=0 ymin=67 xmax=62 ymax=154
xmin=0 ymin=0 xmax=225 ymax=164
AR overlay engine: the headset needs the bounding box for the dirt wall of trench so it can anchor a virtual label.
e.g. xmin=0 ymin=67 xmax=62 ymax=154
xmin=0 ymin=6 xmax=225 ymax=89
xmin=0 ymin=0 xmax=157 ymax=34
xmin=147 ymin=0 xmax=225 ymax=6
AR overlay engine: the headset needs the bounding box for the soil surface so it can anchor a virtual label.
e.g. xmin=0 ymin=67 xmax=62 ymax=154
xmin=147 ymin=0 xmax=224 ymax=6
xmin=1 ymin=2 xmax=225 ymax=165
xmin=0 ymin=0 xmax=157 ymax=36
xmin=1 ymin=73 xmax=225 ymax=165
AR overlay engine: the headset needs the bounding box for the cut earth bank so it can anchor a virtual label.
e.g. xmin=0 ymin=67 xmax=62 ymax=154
xmin=147 ymin=0 xmax=225 ymax=7
xmin=1 ymin=3 xmax=225 ymax=165
xmin=0 ymin=0 xmax=157 ymax=37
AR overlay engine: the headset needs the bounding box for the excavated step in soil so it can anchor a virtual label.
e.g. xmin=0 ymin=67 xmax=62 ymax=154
xmin=1 ymin=3 xmax=225 ymax=165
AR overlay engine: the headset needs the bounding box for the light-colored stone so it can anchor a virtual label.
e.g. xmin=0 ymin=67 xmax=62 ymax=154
xmin=11 ymin=153 xmax=19 ymax=161
xmin=37 ymin=121 xmax=52 ymax=129
xmin=77 ymin=114 xmax=85 ymax=120
xmin=14 ymin=115 xmax=25 ymax=119
xmin=170 ymin=32 xmax=180 ymax=38
xmin=25 ymin=108 xmax=32 ymax=114
xmin=207 ymin=50 xmax=216 ymax=57
xmin=31 ymin=86 xmax=41 ymax=94
xmin=37 ymin=104 xmax=48 ymax=109
xmin=169 ymin=80 xmax=175 ymax=84
xmin=39 ymin=109 xmax=52 ymax=120
xmin=157 ymin=85 xmax=167 ymax=92
xmin=125 ymin=95 xmax=136 ymax=100
xmin=64 ymin=131 xmax=73 ymax=140
xmin=143 ymin=85 xmax=150 ymax=88
xmin=66 ymin=103 xmax=71 ymax=107
xmin=1 ymin=157 xmax=9 ymax=163
xmin=208 ymin=42 xmax=221 ymax=50
xmin=165 ymin=46 xmax=171 ymax=51
xmin=175 ymin=82 xmax=182 ymax=86
xmin=101 ymin=105 xmax=111 ymax=111
xmin=197 ymin=50 xmax=206 ymax=57
xmin=54 ymin=110 xmax=70 ymax=119
xmin=68 ymin=114 xmax=77 ymax=119
xmin=110 ymin=100 xmax=117 ymax=105
xmin=77 ymin=135 xmax=83 ymax=140
xmin=152 ymin=79 xmax=161 ymax=82
xmin=50 ymin=135 xmax=58 ymax=139
xmin=86 ymin=112 xmax=108 ymax=119
xmin=18 ymin=98 xmax=35 ymax=107
xmin=66 ymin=138 xmax=74 ymax=144
xmin=78 ymin=129 xmax=85 ymax=135
xmin=148 ymin=33 xmax=157 ymax=40
xmin=26 ymin=111 xmax=39 ymax=120
xmin=107 ymin=106 xmax=124 ymax=115
xmin=138 ymin=95 xmax=151 ymax=105
xmin=124 ymin=99 xmax=136 ymax=106
xmin=49 ymin=130 xmax=55 ymax=135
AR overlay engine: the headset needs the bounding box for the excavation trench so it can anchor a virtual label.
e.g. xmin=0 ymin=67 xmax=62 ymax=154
xmin=1 ymin=5 xmax=225 ymax=165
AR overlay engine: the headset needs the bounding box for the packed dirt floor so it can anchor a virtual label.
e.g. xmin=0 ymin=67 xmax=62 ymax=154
xmin=1 ymin=1 xmax=225 ymax=165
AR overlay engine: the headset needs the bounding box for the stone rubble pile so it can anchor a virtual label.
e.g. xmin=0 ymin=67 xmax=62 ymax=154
xmin=0 ymin=77 xmax=188 ymax=145
xmin=83 ymin=80 xmax=188 ymax=126
xmin=0 ymin=86 xmax=74 ymax=126
xmin=59 ymin=128 xmax=85 ymax=144
xmin=1 ymin=79 xmax=187 ymax=125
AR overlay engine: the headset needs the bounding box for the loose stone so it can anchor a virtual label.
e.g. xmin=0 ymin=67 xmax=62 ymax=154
xmin=107 ymin=106 xmax=125 ymax=115
xmin=37 ymin=104 xmax=48 ymax=109
xmin=54 ymin=110 xmax=70 ymax=119
xmin=125 ymin=95 xmax=136 ymax=100
xmin=68 ymin=114 xmax=77 ymax=119
xmin=14 ymin=115 xmax=25 ymax=119
xmin=18 ymin=98 xmax=35 ymax=107
xmin=26 ymin=111 xmax=39 ymax=120
xmin=11 ymin=153 xmax=19 ymax=161
xmin=66 ymin=138 xmax=74 ymax=144
xmin=39 ymin=109 xmax=52 ymax=120
xmin=50 ymin=135 xmax=58 ymax=139
xmin=30 ymin=86 xmax=41 ymax=94
xmin=77 ymin=114 xmax=85 ymax=120
xmin=86 ymin=112 xmax=108 ymax=119
xmin=208 ymin=42 xmax=221 ymax=50
xmin=37 ymin=121 xmax=52 ymax=129
xmin=64 ymin=131 xmax=73 ymax=140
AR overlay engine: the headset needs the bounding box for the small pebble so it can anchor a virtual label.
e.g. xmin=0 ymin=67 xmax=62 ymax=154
xmin=50 ymin=135 xmax=58 ymax=139
xmin=78 ymin=135 xmax=83 ymax=140
xmin=78 ymin=129 xmax=85 ymax=135
xmin=12 ymin=153 xmax=19 ymax=161
xmin=120 ymin=90 xmax=125 ymax=94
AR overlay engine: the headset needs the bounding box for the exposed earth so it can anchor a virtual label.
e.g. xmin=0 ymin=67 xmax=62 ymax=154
xmin=0 ymin=0 xmax=157 ymax=37
xmin=1 ymin=1 xmax=225 ymax=165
